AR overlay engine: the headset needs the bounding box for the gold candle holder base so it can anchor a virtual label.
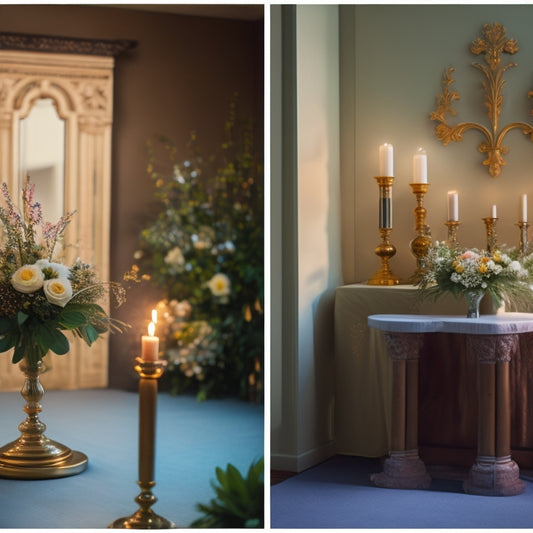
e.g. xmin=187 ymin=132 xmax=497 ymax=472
xmin=0 ymin=359 xmax=88 ymax=480
xmin=516 ymin=221 xmax=530 ymax=255
xmin=483 ymin=217 xmax=498 ymax=252
xmin=407 ymin=182 xmax=431 ymax=284
xmin=109 ymin=358 xmax=176 ymax=529
xmin=110 ymin=481 xmax=176 ymax=529
xmin=368 ymin=228 xmax=400 ymax=285
xmin=445 ymin=220 xmax=461 ymax=248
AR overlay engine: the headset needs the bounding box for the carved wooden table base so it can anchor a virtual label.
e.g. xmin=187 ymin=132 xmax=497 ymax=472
xmin=463 ymin=334 xmax=525 ymax=496
xmin=367 ymin=313 xmax=533 ymax=496
xmin=370 ymin=332 xmax=431 ymax=490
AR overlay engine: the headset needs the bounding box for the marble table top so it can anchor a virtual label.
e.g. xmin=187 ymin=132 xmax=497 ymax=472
xmin=368 ymin=313 xmax=533 ymax=335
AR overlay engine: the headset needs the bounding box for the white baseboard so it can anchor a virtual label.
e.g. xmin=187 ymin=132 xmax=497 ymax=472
xmin=271 ymin=440 xmax=335 ymax=473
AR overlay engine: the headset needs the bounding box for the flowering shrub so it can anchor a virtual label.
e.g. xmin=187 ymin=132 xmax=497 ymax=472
xmin=0 ymin=179 xmax=127 ymax=365
xmin=132 ymin=99 xmax=263 ymax=400
xmin=418 ymin=241 xmax=533 ymax=308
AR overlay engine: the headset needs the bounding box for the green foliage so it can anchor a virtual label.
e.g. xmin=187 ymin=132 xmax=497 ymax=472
xmin=0 ymin=179 xmax=129 ymax=366
xmin=133 ymin=95 xmax=263 ymax=400
xmin=190 ymin=457 xmax=264 ymax=529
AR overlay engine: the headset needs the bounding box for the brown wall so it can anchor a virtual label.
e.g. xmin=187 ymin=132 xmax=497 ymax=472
xmin=0 ymin=5 xmax=264 ymax=389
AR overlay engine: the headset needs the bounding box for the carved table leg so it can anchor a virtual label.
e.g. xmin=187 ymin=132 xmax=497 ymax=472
xmin=371 ymin=332 xmax=431 ymax=490
xmin=463 ymin=334 xmax=524 ymax=496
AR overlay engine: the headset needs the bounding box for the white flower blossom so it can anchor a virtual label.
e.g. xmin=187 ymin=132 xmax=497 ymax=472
xmin=206 ymin=273 xmax=231 ymax=297
xmin=43 ymin=278 xmax=73 ymax=307
xmin=11 ymin=264 xmax=45 ymax=293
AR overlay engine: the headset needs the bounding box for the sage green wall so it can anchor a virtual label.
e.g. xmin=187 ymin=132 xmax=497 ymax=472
xmin=343 ymin=5 xmax=533 ymax=283
xmin=271 ymin=4 xmax=340 ymax=472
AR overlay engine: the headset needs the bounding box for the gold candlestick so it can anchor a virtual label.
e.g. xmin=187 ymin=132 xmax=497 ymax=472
xmin=516 ymin=221 xmax=530 ymax=255
xmin=445 ymin=220 xmax=461 ymax=248
xmin=483 ymin=217 xmax=498 ymax=252
xmin=109 ymin=358 xmax=176 ymax=529
xmin=368 ymin=176 xmax=399 ymax=285
xmin=407 ymin=182 xmax=431 ymax=284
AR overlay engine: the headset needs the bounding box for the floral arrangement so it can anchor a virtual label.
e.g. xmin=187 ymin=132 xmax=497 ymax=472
xmin=417 ymin=241 xmax=533 ymax=309
xmin=0 ymin=178 xmax=127 ymax=366
xmin=131 ymin=97 xmax=263 ymax=401
xmin=153 ymin=298 xmax=218 ymax=389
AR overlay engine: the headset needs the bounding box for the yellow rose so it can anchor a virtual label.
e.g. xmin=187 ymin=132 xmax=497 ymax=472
xmin=478 ymin=264 xmax=488 ymax=274
xmin=11 ymin=264 xmax=44 ymax=293
xmin=455 ymin=264 xmax=464 ymax=274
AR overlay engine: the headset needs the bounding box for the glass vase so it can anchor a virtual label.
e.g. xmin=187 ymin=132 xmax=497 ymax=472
xmin=0 ymin=357 xmax=88 ymax=479
xmin=466 ymin=290 xmax=485 ymax=318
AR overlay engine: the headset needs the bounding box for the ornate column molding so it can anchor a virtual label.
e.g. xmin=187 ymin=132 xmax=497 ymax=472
xmin=466 ymin=333 xmax=517 ymax=364
xmin=383 ymin=332 xmax=424 ymax=360
xmin=0 ymin=32 xmax=136 ymax=57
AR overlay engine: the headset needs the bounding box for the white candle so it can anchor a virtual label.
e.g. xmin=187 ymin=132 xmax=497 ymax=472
xmin=447 ymin=190 xmax=458 ymax=221
xmin=141 ymin=321 xmax=159 ymax=361
xmin=520 ymin=194 xmax=528 ymax=222
xmin=491 ymin=204 xmax=497 ymax=218
xmin=413 ymin=148 xmax=427 ymax=183
xmin=379 ymin=143 xmax=393 ymax=176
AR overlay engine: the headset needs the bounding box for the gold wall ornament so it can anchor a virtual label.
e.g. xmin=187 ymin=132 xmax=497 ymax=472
xmin=430 ymin=22 xmax=533 ymax=177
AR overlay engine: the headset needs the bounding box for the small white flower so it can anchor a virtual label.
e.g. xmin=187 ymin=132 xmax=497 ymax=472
xmin=164 ymin=246 xmax=185 ymax=270
xmin=43 ymin=278 xmax=73 ymax=307
xmin=206 ymin=273 xmax=231 ymax=297
xmin=509 ymin=260 xmax=522 ymax=272
xmin=36 ymin=259 xmax=70 ymax=279
xmin=11 ymin=264 xmax=45 ymax=293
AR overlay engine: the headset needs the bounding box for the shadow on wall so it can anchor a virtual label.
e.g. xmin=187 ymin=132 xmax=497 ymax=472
xmin=312 ymin=287 xmax=336 ymax=450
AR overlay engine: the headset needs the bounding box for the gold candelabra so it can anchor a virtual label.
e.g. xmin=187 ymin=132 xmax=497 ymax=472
xmin=516 ymin=221 xmax=530 ymax=255
xmin=407 ymin=182 xmax=431 ymax=284
xmin=110 ymin=358 xmax=176 ymax=529
xmin=483 ymin=217 xmax=498 ymax=252
xmin=368 ymin=176 xmax=399 ymax=285
xmin=445 ymin=220 xmax=461 ymax=248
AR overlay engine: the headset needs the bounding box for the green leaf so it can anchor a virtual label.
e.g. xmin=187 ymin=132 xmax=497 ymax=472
xmin=58 ymin=310 xmax=87 ymax=329
xmin=17 ymin=312 xmax=29 ymax=326
xmin=0 ymin=333 xmax=15 ymax=353
xmin=0 ymin=316 xmax=14 ymax=335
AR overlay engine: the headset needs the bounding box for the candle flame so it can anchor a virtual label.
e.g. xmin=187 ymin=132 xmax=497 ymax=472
xmin=148 ymin=321 xmax=155 ymax=337
xmin=151 ymin=309 xmax=157 ymax=323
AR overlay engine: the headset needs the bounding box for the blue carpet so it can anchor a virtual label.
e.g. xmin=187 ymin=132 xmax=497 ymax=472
xmin=0 ymin=388 xmax=263 ymax=529
xmin=271 ymin=455 xmax=533 ymax=528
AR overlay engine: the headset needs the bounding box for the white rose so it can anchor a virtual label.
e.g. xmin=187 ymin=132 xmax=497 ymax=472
xmin=11 ymin=264 xmax=45 ymax=293
xmin=43 ymin=278 xmax=73 ymax=307
xmin=206 ymin=273 xmax=231 ymax=297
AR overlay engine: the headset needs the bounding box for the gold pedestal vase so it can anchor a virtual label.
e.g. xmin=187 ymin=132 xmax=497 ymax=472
xmin=0 ymin=358 xmax=88 ymax=479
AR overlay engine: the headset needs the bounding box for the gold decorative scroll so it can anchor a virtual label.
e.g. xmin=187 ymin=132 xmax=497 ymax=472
xmin=430 ymin=22 xmax=533 ymax=177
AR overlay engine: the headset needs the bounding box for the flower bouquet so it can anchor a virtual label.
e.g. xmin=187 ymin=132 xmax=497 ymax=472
xmin=417 ymin=242 xmax=533 ymax=317
xmin=132 ymin=98 xmax=263 ymax=401
xmin=0 ymin=178 xmax=127 ymax=479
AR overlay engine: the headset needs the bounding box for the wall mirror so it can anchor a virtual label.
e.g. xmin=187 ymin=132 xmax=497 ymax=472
xmin=0 ymin=33 xmax=135 ymax=390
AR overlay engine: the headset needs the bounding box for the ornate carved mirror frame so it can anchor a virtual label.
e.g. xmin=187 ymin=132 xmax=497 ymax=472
xmin=0 ymin=33 xmax=135 ymax=390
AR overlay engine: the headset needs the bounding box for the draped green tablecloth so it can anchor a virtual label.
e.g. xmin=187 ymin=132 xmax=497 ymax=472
xmin=333 ymin=284 xmax=491 ymax=459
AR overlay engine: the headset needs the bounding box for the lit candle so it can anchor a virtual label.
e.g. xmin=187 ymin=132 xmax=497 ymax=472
xmin=520 ymin=194 xmax=528 ymax=222
xmin=379 ymin=143 xmax=393 ymax=176
xmin=491 ymin=204 xmax=497 ymax=218
xmin=447 ymin=190 xmax=459 ymax=221
xmin=413 ymin=147 xmax=427 ymax=183
xmin=141 ymin=321 xmax=159 ymax=361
